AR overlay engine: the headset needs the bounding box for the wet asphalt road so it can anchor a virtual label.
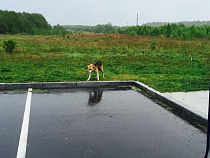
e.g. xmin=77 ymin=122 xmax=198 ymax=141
xmin=0 ymin=88 xmax=207 ymax=158
xmin=0 ymin=92 xmax=27 ymax=158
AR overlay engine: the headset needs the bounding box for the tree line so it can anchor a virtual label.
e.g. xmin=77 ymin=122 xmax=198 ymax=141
xmin=63 ymin=23 xmax=210 ymax=39
xmin=0 ymin=10 xmax=69 ymax=35
xmin=144 ymin=21 xmax=210 ymax=27
xmin=1 ymin=10 xmax=210 ymax=39
xmin=65 ymin=23 xmax=210 ymax=39
xmin=0 ymin=10 xmax=52 ymax=34
xmin=63 ymin=23 xmax=119 ymax=33
xmin=118 ymin=24 xmax=210 ymax=39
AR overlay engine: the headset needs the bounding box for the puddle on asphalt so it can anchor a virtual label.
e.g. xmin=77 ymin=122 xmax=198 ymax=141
xmin=0 ymin=92 xmax=27 ymax=158
xmin=24 ymin=88 xmax=206 ymax=158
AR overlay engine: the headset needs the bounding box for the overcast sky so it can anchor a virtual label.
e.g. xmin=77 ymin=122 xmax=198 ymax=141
xmin=1 ymin=0 xmax=210 ymax=26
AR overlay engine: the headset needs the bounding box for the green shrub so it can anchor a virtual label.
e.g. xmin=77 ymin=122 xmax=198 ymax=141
xmin=150 ymin=41 xmax=156 ymax=50
xmin=3 ymin=39 xmax=17 ymax=53
xmin=129 ymin=31 xmax=137 ymax=36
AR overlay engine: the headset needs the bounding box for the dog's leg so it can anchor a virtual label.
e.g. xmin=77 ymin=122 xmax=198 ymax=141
xmin=97 ymin=71 xmax=99 ymax=81
xmin=87 ymin=72 xmax=91 ymax=81
xmin=101 ymin=65 xmax=104 ymax=78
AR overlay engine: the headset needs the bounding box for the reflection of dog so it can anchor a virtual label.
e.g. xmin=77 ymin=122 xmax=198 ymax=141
xmin=88 ymin=90 xmax=103 ymax=106
xmin=87 ymin=61 xmax=104 ymax=81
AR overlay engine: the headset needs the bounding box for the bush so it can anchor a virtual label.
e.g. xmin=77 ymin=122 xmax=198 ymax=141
xmin=150 ymin=41 xmax=156 ymax=50
xmin=3 ymin=39 xmax=17 ymax=53
xmin=129 ymin=31 xmax=137 ymax=36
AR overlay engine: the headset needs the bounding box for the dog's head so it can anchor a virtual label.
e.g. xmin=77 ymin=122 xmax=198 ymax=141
xmin=87 ymin=64 xmax=95 ymax=73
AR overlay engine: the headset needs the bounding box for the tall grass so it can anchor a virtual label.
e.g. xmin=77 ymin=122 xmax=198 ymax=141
xmin=0 ymin=34 xmax=209 ymax=92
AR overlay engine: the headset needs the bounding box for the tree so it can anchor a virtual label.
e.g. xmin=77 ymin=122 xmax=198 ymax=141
xmin=94 ymin=24 xmax=104 ymax=33
xmin=165 ymin=24 xmax=171 ymax=38
xmin=0 ymin=10 xmax=52 ymax=34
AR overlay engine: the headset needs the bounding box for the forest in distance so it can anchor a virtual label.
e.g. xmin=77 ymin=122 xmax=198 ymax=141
xmin=1 ymin=10 xmax=210 ymax=39
xmin=63 ymin=23 xmax=210 ymax=39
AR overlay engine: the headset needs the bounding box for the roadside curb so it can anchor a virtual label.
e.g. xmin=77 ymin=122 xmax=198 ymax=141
xmin=0 ymin=81 xmax=207 ymax=127
xmin=0 ymin=81 xmax=134 ymax=90
xmin=133 ymin=81 xmax=207 ymax=127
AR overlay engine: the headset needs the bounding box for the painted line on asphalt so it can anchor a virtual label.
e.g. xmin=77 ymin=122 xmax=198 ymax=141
xmin=16 ymin=88 xmax=32 ymax=158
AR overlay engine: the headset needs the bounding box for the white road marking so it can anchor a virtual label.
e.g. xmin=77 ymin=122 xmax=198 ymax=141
xmin=16 ymin=88 xmax=32 ymax=158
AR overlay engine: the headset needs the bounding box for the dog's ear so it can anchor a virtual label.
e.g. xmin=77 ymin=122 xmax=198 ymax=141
xmin=87 ymin=65 xmax=92 ymax=69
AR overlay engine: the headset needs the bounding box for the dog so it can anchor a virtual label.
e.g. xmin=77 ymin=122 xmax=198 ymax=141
xmin=87 ymin=61 xmax=104 ymax=81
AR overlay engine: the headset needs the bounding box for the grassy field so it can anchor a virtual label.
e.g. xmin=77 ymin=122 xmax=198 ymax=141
xmin=0 ymin=33 xmax=209 ymax=92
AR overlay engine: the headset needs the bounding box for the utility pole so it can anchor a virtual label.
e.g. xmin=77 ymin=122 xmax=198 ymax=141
xmin=136 ymin=13 xmax=139 ymax=26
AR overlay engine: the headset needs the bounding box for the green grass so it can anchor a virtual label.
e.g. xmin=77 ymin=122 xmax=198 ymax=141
xmin=0 ymin=34 xmax=209 ymax=92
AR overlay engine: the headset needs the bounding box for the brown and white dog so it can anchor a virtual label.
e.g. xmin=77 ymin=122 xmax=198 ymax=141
xmin=87 ymin=61 xmax=104 ymax=81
